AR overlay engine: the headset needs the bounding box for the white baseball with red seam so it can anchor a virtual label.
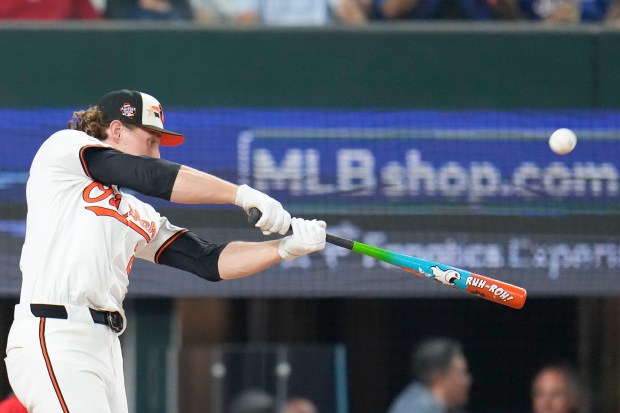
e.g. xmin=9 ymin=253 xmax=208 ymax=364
xmin=549 ymin=128 xmax=577 ymax=155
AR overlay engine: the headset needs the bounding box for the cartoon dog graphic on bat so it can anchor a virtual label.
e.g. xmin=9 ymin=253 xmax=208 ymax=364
xmin=429 ymin=266 xmax=461 ymax=286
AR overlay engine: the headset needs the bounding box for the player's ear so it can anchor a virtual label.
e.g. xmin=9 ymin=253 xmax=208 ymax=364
xmin=108 ymin=120 xmax=123 ymax=144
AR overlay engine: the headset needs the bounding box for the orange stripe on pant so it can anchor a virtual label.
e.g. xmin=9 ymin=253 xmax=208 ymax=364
xmin=38 ymin=318 xmax=70 ymax=413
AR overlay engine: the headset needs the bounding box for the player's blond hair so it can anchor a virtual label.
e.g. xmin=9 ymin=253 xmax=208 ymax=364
xmin=67 ymin=107 xmax=108 ymax=140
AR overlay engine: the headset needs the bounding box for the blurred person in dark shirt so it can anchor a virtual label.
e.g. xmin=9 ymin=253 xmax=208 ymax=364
xmin=371 ymin=0 xmax=521 ymax=20
xmin=387 ymin=338 xmax=472 ymax=413
xmin=604 ymin=0 xmax=620 ymax=23
xmin=372 ymin=0 xmax=606 ymax=21
xmin=107 ymin=0 xmax=192 ymax=20
xmin=531 ymin=363 xmax=589 ymax=413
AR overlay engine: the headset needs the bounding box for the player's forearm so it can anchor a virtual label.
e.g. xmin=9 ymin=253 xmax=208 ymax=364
xmin=170 ymin=166 xmax=238 ymax=204
xmin=83 ymin=147 xmax=291 ymax=233
xmin=218 ymin=240 xmax=282 ymax=280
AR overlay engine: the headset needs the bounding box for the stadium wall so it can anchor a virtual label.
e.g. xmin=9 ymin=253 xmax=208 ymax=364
xmin=0 ymin=23 xmax=618 ymax=109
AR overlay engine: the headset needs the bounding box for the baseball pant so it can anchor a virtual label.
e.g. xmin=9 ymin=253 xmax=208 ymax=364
xmin=5 ymin=304 xmax=128 ymax=413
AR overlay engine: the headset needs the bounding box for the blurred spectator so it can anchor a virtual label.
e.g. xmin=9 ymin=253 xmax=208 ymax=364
xmin=517 ymin=0 xmax=610 ymax=22
xmin=531 ymin=363 xmax=589 ymax=413
xmin=386 ymin=338 xmax=472 ymax=413
xmin=282 ymin=397 xmax=319 ymax=413
xmin=189 ymin=0 xmax=235 ymax=24
xmin=107 ymin=0 xmax=192 ymax=20
xmin=0 ymin=393 xmax=27 ymax=413
xmin=371 ymin=0 xmax=521 ymax=20
xmin=370 ymin=0 xmax=608 ymax=21
xmin=371 ymin=0 xmax=444 ymax=19
xmin=604 ymin=0 xmax=620 ymax=22
xmin=0 ymin=0 xmax=101 ymax=20
xmin=229 ymin=388 xmax=276 ymax=413
xmin=229 ymin=0 xmax=367 ymax=25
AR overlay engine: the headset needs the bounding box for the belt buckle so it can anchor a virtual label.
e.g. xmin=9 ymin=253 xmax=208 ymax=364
xmin=106 ymin=312 xmax=123 ymax=333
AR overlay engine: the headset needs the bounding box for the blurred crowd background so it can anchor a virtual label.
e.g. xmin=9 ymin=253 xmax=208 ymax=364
xmin=1 ymin=0 xmax=620 ymax=26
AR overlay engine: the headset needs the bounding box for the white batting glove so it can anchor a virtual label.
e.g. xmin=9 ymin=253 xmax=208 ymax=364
xmin=235 ymin=184 xmax=291 ymax=235
xmin=279 ymin=218 xmax=327 ymax=261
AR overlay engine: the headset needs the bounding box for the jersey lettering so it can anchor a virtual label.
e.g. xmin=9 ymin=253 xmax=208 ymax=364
xmin=126 ymin=243 xmax=139 ymax=275
xmin=126 ymin=204 xmax=157 ymax=239
xmin=82 ymin=181 xmax=156 ymax=242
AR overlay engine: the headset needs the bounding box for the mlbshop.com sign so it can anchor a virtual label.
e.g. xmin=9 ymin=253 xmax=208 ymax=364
xmin=237 ymin=127 xmax=620 ymax=215
xmin=1 ymin=108 xmax=620 ymax=216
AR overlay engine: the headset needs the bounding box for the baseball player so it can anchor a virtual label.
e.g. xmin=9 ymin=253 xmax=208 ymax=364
xmin=4 ymin=89 xmax=326 ymax=413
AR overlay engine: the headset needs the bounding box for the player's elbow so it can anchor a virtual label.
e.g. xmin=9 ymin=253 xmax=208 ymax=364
xmin=217 ymin=265 xmax=256 ymax=280
xmin=193 ymin=265 xmax=223 ymax=282
xmin=218 ymin=272 xmax=234 ymax=280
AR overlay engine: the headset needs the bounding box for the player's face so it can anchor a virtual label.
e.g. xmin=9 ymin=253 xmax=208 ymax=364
xmin=117 ymin=124 xmax=161 ymax=158
xmin=441 ymin=355 xmax=472 ymax=409
xmin=532 ymin=370 xmax=578 ymax=413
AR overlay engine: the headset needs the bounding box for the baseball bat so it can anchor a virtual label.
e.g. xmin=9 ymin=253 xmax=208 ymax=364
xmin=248 ymin=208 xmax=527 ymax=309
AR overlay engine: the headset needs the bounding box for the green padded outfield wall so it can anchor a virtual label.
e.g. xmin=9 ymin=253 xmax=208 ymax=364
xmin=0 ymin=23 xmax=617 ymax=109
xmin=598 ymin=30 xmax=620 ymax=108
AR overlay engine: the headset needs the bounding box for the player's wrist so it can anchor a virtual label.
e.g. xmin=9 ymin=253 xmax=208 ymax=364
xmin=277 ymin=219 xmax=327 ymax=261
xmin=278 ymin=236 xmax=301 ymax=261
xmin=234 ymin=184 xmax=251 ymax=209
xmin=235 ymin=186 xmax=291 ymax=235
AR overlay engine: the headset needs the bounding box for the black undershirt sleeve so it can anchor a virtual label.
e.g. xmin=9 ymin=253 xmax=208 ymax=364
xmin=82 ymin=147 xmax=182 ymax=200
xmin=82 ymin=148 xmax=225 ymax=280
xmin=157 ymin=231 xmax=227 ymax=282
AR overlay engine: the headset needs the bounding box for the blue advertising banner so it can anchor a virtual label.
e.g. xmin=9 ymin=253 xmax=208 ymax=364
xmin=1 ymin=222 xmax=618 ymax=297
xmin=1 ymin=108 xmax=619 ymax=297
xmin=1 ymin=109 xmax=619 ymax=215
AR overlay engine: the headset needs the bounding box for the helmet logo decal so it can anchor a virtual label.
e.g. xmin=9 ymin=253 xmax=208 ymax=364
xmin=120 ymin=103 xmax=136 ymax=119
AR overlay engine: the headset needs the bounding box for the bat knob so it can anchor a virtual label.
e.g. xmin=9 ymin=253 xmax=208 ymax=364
xmin=248 ymin=207 xmax=262 ymax=225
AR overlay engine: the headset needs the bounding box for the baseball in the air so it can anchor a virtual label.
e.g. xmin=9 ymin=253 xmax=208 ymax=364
xmin=549 ymin=128 xmax=577 ymax=155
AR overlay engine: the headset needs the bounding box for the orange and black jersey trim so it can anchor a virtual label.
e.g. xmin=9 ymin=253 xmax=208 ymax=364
xmin=39 ymin=318 xmax=70 ymax=413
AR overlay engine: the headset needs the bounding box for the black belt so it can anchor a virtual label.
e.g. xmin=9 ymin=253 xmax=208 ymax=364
xmin=30 ymin=304 xmax=124 ymax=333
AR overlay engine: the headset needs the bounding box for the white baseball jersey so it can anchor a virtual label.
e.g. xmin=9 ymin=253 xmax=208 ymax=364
xmin=19 ymin=129 xmax=186 ymax=323
xmin=7 ymin=129 xmax=187 ymax=413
